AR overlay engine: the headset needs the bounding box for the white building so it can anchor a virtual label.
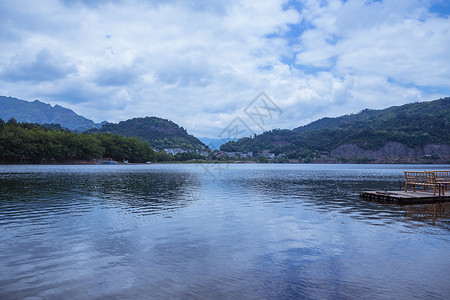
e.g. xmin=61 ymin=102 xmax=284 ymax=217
xmin=164 ymin=148 xmax=186 ymax=155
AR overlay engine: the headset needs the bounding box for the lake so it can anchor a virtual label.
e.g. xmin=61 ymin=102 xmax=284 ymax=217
xmin=1 ymin=164 xmax=449 ymax=299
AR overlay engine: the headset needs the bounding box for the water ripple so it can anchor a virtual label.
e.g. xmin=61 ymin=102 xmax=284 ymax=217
xmin=1 ymin=164 xmax=449 ymax=299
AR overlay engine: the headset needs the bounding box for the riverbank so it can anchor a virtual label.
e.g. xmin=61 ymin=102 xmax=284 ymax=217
xmin=1 ymin=158 xmax=449 ymax=165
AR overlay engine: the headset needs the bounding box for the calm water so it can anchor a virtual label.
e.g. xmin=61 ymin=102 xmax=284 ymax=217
xmin=1 ymin=164 xmax=449 ymax=299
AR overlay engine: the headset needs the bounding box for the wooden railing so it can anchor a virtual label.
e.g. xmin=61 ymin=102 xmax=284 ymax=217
xmin=434 ymin=171 xmax=450 ymax=192
xmin=404 ymin=171 xmax=450 ymax=196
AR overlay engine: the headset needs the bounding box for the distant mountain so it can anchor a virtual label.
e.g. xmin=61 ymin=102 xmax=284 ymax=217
xmin=198 ymin=137 xmax=238 ymax=150
xmin=220 ymin=97 xmax=450 ymax=158
xmin=0 ymin=96 xmax=103 ymax=131
xmin=86 ymin=117 xmax=205 ymax=150
xmin=292 ymin=99 xmax=447 ymax=133
xmin=1 ymin=96 xmax=204 ymax=151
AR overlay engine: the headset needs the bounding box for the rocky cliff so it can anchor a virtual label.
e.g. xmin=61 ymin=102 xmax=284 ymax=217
xmin=330 ymin=142 xmax=450 ymax=158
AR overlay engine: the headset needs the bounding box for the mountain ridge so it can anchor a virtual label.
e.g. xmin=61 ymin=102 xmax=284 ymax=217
xmin=0 ymin=96 xmax=102 ymax=131
xmin=220 ymin=97 xmax=450 ymax=159
xmin=2 ymin=95 xmax=449 ymax=159
xmin=293 ymin=99 xmax=448 ymax=133
xmin=0 ymin=96 xmax=203 ymax=151
xmin=86 ymin=117 xmax=205 ymax=150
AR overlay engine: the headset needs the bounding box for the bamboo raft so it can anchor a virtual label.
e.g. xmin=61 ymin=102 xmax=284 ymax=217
xmin=360 ymin=190 xmax=450 ymax=204
xmin=360 ymin=170 xmax=450 ymax=204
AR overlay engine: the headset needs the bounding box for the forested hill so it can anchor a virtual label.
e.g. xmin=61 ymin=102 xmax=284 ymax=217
xmin=0 ymin=96 xmax=102 ymax=131
xmin=293 ymin=97 xmax=450 ymax=133
xmin=220 ymin=97 xmax=450 ymax=155
xmin=0 ymin=119 xmax=157 ymax=163
xmin=1 ymin=96 xmax=204 ymax=150
xmin=86 ymin=117 xmax=205 ymax=150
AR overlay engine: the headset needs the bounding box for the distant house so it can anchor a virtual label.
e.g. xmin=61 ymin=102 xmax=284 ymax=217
xmin=199 ymin=151 xmax=209 ymax=157
xmin=164 ymin=148 xmax=186 ymax=155
xmin=222 ymin=151 xmax=255 ymax=158
xmin=224 ymin=151 xmax=244 ymax=158
xmin=319 ymin=151 xmax=329 ymax=158
xmin=215 ymin=151 xmax=226 ymax=158
xmin=260 ymin=150 xmax=275 ymax=159
xmin=242 ymin=152 xmax=253 ymax=158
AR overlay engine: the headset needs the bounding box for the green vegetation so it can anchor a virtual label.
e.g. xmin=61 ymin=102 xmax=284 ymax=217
xmin=85 ymin=117 xmax=205 ymax=150
xmin=221 ymin=97 xmax=450 ymax=155
xmin=0 ymin=96 xmax=204 ymax=150
xmin=2 ymin=95 xmax=448 ymax=163
xmin=0 ymin=119 xmax=157 ymax=163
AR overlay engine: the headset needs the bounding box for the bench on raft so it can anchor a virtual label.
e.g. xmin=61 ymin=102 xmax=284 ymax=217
xmin=404 ymin=171 xmax=450 ymax=196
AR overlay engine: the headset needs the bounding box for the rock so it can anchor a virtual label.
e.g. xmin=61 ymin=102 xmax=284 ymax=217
xmin=330 ymin=142 xmax=450 ymax=158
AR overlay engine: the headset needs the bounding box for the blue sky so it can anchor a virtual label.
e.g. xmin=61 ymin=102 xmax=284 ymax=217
xmin=0 ymin=0 xmax=449 ymax=137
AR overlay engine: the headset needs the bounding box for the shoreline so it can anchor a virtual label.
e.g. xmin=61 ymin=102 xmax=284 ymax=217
xmin=1 ymin=160 xmax=449 ymax=166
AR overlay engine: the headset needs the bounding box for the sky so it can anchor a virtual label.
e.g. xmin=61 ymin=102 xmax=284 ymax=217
xmin=0 ymin=0 xmax=449 ymax=138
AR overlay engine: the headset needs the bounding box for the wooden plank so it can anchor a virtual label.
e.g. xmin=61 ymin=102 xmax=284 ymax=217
xmin=360 ymin=190 xmax=450 ymax=204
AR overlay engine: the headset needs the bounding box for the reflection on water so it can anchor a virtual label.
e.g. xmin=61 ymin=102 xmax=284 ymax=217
xmin=86 ymin=171 xmax=201 ymax=215
xmin=0 ymin=164 xmax=449 ymax=299
xmin=232 ymin=166 xmax=450 ymax=228
xmin=0 ymin=168 xmax=201 ymax=223
xmin=404 ymin=202 xmax=450 ymax=225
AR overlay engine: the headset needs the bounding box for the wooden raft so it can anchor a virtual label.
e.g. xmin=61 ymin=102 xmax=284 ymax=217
xmin=360 ymin=190 xmax=450 ymax=204
xmin=361 ymin=170 xmax=450 ymax=204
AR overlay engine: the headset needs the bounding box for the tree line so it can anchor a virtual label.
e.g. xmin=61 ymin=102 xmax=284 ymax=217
xmin=0 ymin=119 xmax=159 ymax=163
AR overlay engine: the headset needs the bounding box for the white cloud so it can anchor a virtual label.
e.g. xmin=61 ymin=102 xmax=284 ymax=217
xmin=0 ymin=0 xmax=449 ymax=137
xmin=0 ymin=48 xmax=76 ymax=82
xmin=335 ymin=18 xmax=450 ymax=87
xmin=295 ymin=0 xmax=450 ymax=88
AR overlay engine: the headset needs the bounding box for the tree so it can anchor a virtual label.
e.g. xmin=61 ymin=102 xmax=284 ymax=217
xmin=7 ymin=118 xmax=17 ymax=125
xmin=0 ymin=122 xmax=158 ymax=163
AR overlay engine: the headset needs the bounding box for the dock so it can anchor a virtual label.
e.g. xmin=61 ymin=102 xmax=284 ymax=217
xmin=360 ymin=190 xmax=450 ymax=204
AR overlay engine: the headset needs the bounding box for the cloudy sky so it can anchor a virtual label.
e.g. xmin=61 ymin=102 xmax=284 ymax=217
xmin=0 ymin=0 xmax=449 ymax=137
